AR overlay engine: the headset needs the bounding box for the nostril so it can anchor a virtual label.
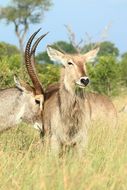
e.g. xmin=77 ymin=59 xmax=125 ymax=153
xmin=80 ymin=78 xmax=89 ymax=86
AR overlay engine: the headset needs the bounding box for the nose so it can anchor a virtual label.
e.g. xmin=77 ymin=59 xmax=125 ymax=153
xmin=80 ymin=77 xmax=89 ymax=86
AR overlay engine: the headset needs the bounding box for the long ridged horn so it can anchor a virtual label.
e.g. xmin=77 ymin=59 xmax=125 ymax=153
xmin=25 ymin=29 xmax=45 ymax=95
xmin=30 ymin=32 xmax=49 ymax=75
xmin=30 ymin=32 xmax=49 ymax=56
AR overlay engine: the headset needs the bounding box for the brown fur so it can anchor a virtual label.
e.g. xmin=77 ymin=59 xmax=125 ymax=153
xmin=41 ymin=47 xmax=117 ymax=155
xmin=0 ymin=79 xmax=42 ymax=132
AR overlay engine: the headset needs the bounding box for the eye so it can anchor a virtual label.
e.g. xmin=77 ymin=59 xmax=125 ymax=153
xmin=35 ymin=99 xmax=40 ymax=105
xmin=68 ymin=61 xmax=73 ymax=65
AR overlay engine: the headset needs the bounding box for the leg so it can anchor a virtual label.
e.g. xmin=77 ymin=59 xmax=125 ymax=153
xmin=75 ymin=130 xmax=88 ymax=156
xmin=50 ymin=134 xmax=62 ymax=156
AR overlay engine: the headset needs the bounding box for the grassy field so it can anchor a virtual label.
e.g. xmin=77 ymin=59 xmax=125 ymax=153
xmin=0 ymin=95 xmax=127 ymax=190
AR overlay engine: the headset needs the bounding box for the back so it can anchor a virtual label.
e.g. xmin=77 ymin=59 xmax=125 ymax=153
xmin=0 ymin=88 xmax=23 ymax=130
xmin=0 ymin=87 xmax=22 ymax=108
xmin=86 ymin=92 xmax=117 ymax=127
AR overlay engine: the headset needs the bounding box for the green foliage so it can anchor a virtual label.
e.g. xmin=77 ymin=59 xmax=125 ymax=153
xmin=0 ymin=42 xmax=19 ymax=58
xmin=99 ymin=41 xmax=119 ymax=57
xmin=0 ymin=45 xmax=60 ymax=89
xmin=83 ymin=41 xmax=119 ymax=57
xmin=53 ymin=41 xmax=77 ymax=54
xmin=36 ymin=51 xmax=53 ymax=64
xmin=0 ymin=55 xmax=21 ymax=88
xmin=121 ymin=52 xmax=127 ymax=59
xmin=37 ymin=63 xmax=60 ymax=88
xmin=120 ymin=52 xmax=127 ymax=87
xmin=87 ymin=56 xmax=120 ymax=96
xmin=0 ymin=39 xmax=126 ymax=97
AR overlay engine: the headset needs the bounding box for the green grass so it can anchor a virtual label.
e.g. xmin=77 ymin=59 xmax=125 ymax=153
xmin=0 ymin=98 xmax=127 ymax=190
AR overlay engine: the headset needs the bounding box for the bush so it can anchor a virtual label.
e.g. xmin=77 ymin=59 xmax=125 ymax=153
xmin=120 ymin=53 xmax=127 ymax=87
xmin=0 ymin=55 xmax=21 ymax=88
xmin=87 ymin=56 xmax=120 ymax=96
xmin=37 ymin=63 xmax=60 ymax=88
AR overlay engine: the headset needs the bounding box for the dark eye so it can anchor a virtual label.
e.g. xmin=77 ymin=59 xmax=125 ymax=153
xmin=68 ymin=62 xmax=73 ymax=65
xmin=35 ymin=99 xmax=40 ymax=105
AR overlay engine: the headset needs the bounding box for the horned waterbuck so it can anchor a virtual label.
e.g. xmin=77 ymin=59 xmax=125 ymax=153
xmin=25 ymin=30 xmax=117 ymax=155
xmin=0 ymin=31 xmax=48 ymax=132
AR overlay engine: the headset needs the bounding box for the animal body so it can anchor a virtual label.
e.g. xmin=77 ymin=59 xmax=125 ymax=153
xmin=0 ymin=78 xmax=43 ymax=132
xmin=0 ymin=31 xmax=48 ymax=132
xmin=24 ymin=29 xmax=117 ymax=154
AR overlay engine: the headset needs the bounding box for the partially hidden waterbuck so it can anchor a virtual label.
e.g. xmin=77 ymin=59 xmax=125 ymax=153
xmin=25 ymin=30 xmax=117 ymax=154
xmin=0 ymin=32 xmax=48 ymax=132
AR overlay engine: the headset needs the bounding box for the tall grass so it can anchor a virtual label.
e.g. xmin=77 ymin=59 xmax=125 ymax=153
xmin=0 ymin=97 xmax=127 ymax=190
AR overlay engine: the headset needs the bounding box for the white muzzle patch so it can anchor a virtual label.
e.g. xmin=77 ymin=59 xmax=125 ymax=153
xmin=76 ymin=76 xmax=89 ymax=87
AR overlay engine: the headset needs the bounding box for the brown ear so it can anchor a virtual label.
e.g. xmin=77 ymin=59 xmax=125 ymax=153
xmin=83 ymin=47 xmax=100 ymax=62
xmin=14 ymin=75 xmax=34 ymax=93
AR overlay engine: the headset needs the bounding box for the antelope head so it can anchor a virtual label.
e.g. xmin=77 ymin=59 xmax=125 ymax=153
xmin=47 ymin=46 xmax=99 ymax=93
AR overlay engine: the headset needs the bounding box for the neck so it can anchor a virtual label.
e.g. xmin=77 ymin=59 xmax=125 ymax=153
xmin=58 ymin=76 xmax=86 ymax=131
xmin=59 ymin=80 xmax=85 ymax=115
xmin=60 ymin=68 xmax=85 ymax=97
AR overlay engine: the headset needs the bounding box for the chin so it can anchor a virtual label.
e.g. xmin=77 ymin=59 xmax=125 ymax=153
xmin=75 ymin=82 xmax=86 ymax=89
xmin=78 ymin=85 xmax=86 ymax=89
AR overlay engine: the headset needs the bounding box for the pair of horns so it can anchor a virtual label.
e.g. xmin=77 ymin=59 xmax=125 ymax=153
xmin=25 ymin=28 xmax=48 ymax=95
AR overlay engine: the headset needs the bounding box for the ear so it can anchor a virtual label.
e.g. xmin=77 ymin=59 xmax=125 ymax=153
xmin=47 ymin=46 xmax=65 ymax=65
xmin=14 ymin=75 xmax=33 ymax=93
xmin=14 ymin=75 xmax=24 ymax=91
xmin=84 ymin=47 xmax=100 ymax=62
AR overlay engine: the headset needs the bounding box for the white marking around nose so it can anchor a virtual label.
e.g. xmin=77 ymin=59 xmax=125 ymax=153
xmin=80 ymin=76 xmax=89 ymax=80
xmin=75 ymin=76 xmax=89 ymax=87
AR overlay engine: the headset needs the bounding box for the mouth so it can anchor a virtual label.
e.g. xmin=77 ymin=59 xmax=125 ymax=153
xmin=75 ymin=82 xmax=87 ymax=88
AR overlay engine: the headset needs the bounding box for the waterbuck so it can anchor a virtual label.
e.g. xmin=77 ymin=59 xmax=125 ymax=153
xmin=0 ymin=32 xmax=48 ymax=132
xmin=25 ymin=30 xmax=117 ymax=154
